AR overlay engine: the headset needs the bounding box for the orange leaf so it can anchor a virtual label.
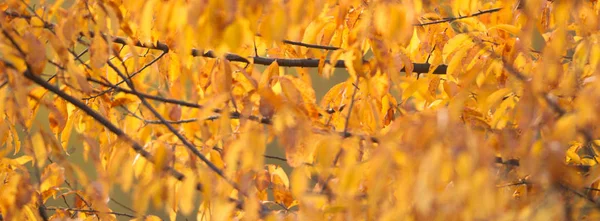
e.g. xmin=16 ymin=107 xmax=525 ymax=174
xmin=23 ymin=32 xmax=46 ymax=75
xmin=211 ymin=59 xmax=233 ymax=94
xmin=90 ymin=33 xmax=109 ymax=68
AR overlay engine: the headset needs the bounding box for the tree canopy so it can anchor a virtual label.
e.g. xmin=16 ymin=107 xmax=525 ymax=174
xmin=1 ymin=0 xmax=600 ymax=220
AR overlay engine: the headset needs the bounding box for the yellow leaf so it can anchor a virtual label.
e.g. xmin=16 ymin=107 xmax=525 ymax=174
xmin=179 ymin=169 xmax=196 ymax=215
xmin=278 ymin=77 xmax=304 ymax=107
xmin=566 ymin=143 xmax=582 ymax=164
xmin=49 ymin=96 xmax=68 ymax=135
xmin=320 ymin=81 xmax=347 ymax=108
xmin=402 ymin=77 xmax=428 ymax=101
xmin=208 ymin=149 xmax=225 ymax=170
xmin=153 ymin=144 xmax=169 ymax=171
xmin=490 ymin=97 xmax=516 ymax=129
xmin=11 ymin=155 xmax=33 ymax=165
xmin=291 ymin=166 xmax=309 ymax=198
xmin=267 ymin=165 xmax=290 ymax=188
xmin=140 ymin=0 xmax=158 ymax=43
xmin=280 ymin=75 xmax=318 ymax=118
xmin=482 ymin=88 xmax=513 ymax=114
xmin=374 ymin=4 xmax=413 ymax=45
xmin=300 ymin=16 xmax=334 ymax=56
xmin=31 ymin=132 xmax=48 ymax=168
xmin=446 ymin=46 xmax=468 ymax=77
xmin=489 ymin=24 xmax=520 ymax=36
xmin=442 ymin=34 xmax=473 ymax=63
xmin=260 ymin=61 xmax=279 ymax=89
xmin=272 ymin=175 xmax=295 ymax=208
xmin=120 ymin=155 xmax=134 ymax=192
xmin=90 ymin=33 xmax=109 ymax=69
xmin=60 ymin=110 xmax=76 ymax=150
xmin=428 ymin=76 xmax=441 ymax=98
xmin=344 ymin=49 xmax=364 ymax=80
xmin=23 ymin=32 xmax=46 ymax=75
xmin=255 ymin=169 xmax=271 ymax=192
xmin=111 ymin=93 xmax=138 ymax=107
xmin=211 ymin=59 xmax=233 ymax=94
xmin=259 ymin=88 xmax=279 ymax=118
xmin=258 ymin=2 xmax=287 ymax=43
xmin=448 ymin=90 xmax=469 ymax=122
xmin=30 ymin=17 xmax=45 ymax=36
xmin=68 ymin=63 xmax=93 ymax=94
xmin=40 ymin=163 xmax=65 ymax=201
xmin=452 ymin=0 xmax=477 ymax=17
xmin=590 ymin=44 xmax=600 ymax=73
xmin=553 ymin=114 xmax=577 ymax=142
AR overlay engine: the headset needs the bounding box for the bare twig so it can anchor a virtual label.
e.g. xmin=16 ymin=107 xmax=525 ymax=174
xmin=281 ymin=39 xmax=341 ymax=50
xmin=93 ymin=33 xmax=446 ymax=73
xmin=416 ymin=8 xmax=503 ymax=26
xmin=85 ymin=51 xmax=167 ymax=100
xmin=119 ymin=106 xmax=198 ymax=124
xmin=343 ymin=78 xmax=360 ymax=137
xmin=44 ymin=207 xmax=136 ymax=218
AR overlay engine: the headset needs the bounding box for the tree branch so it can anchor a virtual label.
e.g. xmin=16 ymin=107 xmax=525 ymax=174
xmin=96 ymin=32 xmax=448 ymax=74
xmin=2 ymin=10 xmax=448 ymax=74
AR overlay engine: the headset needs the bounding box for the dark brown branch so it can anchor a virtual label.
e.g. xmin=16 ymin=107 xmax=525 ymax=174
xmin=415 ymin=7 xmax=503 ymax=26
xmin=97 ymin=32 xmax=449 ymax=74
xmin=495 ymin=156 xmax=520 ymax=166
xmin=4 ymin=10 xmax=446 ymax=74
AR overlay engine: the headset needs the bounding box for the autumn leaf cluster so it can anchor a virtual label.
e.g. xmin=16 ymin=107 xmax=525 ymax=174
xmin=1 ymin=0 xmax=600 ymax=220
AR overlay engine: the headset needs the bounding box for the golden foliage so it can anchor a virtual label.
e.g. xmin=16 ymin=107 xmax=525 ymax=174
xmin=1 ymin=0 xmax=600 ymax=220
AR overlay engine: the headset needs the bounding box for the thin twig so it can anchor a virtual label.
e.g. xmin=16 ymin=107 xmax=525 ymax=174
xmin=120 ymin=106 xmax=199 ymax=124
xmin=44 ymin=207 xmax=136 ymax=218
xmin=282 ymin=39 xmax=341 ymax=50
xmin=109 ymin=199 xmax=138 ymax=215
xmin=85 ymin=51 xmax=167 ymax=100
xmin=343 ymin=78 xmax=360 ymax=138
xmin=416 ymin=8 xmax=503 ymax=26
